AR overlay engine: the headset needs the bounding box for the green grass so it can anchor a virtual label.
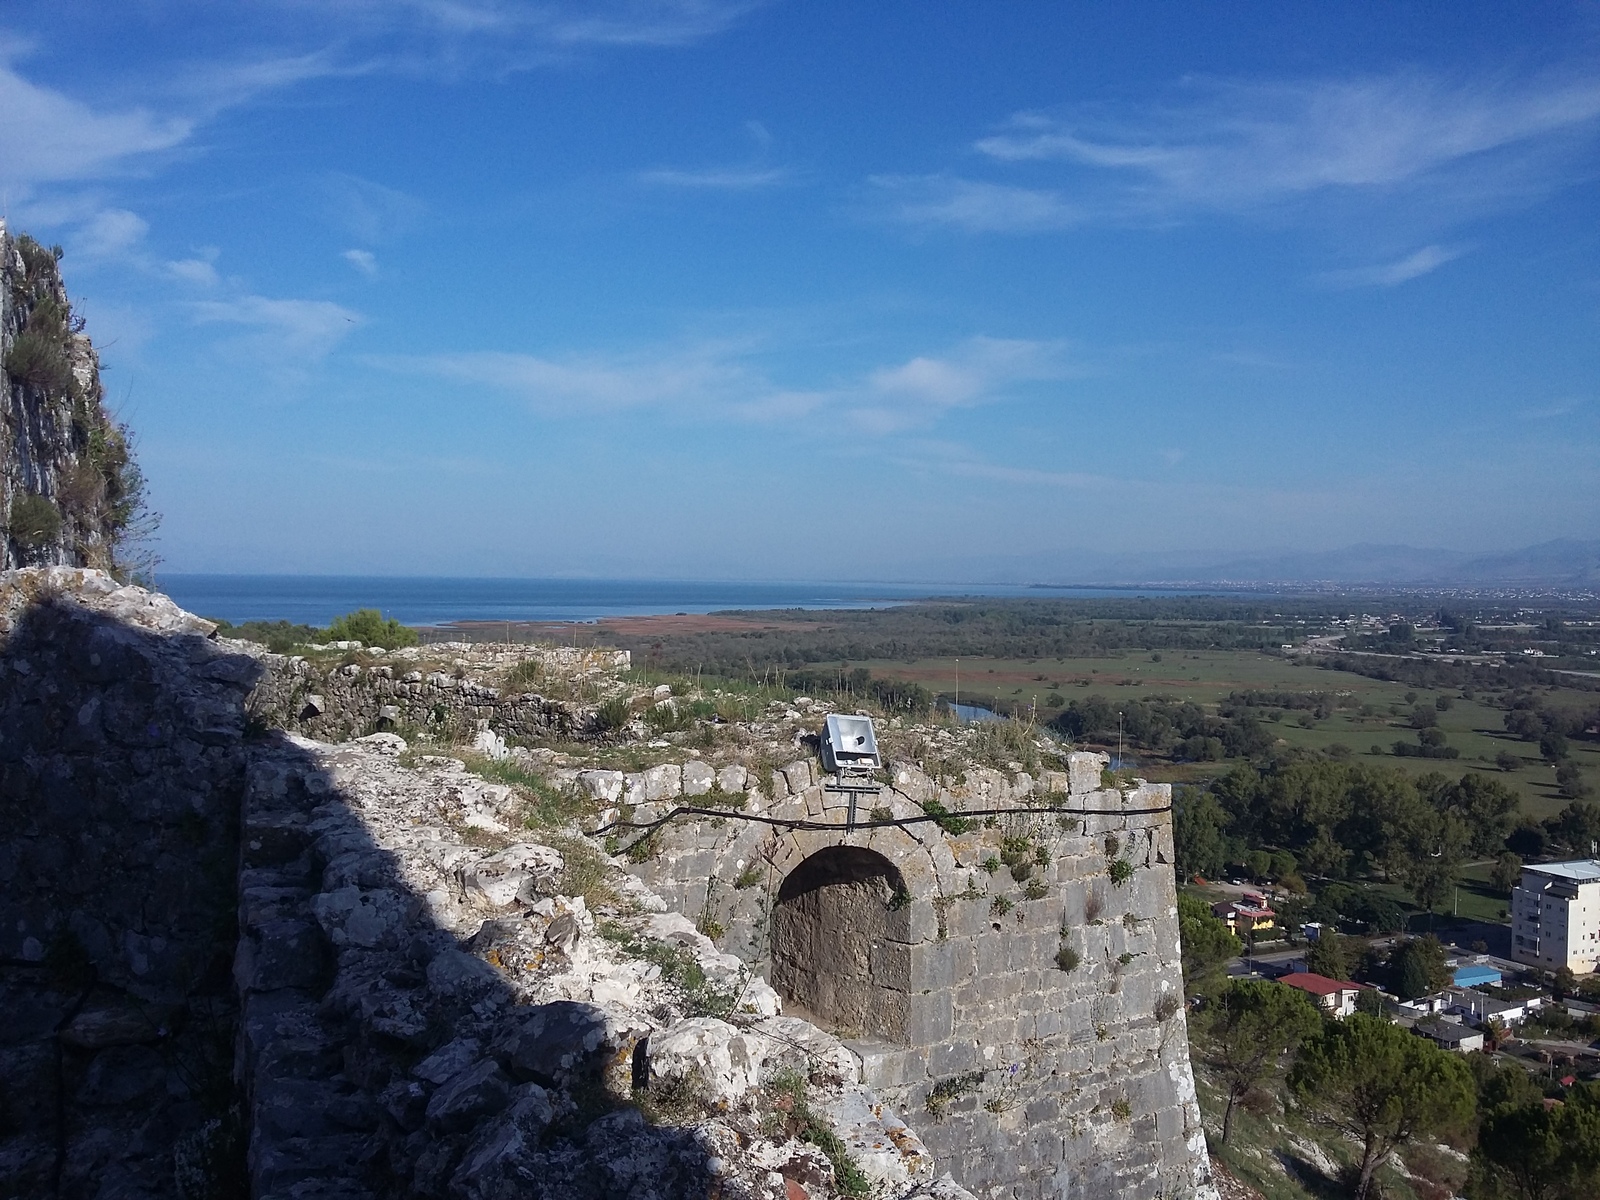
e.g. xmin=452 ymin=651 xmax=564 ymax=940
xmin=862 ymin=648 xmax=1599 ymax=822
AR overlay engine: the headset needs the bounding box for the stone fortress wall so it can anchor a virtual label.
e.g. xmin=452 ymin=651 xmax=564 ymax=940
xmin=601 ymin=755 xmax=1211 ymax=1200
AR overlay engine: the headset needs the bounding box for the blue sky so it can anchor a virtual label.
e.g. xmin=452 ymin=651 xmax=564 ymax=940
xmin=3 ymin=0 xmax=1597 ymax=580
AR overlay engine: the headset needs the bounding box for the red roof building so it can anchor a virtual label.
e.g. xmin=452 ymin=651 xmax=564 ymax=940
xmin=1278 ymin=971 xmax=1363 ymax=1017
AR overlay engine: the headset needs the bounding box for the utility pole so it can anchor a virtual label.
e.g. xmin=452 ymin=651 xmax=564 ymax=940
xmin=1117 ymin=710 xmax=1124 ymax=769
xmin=954 ymin=658 xmax=960 ymax=723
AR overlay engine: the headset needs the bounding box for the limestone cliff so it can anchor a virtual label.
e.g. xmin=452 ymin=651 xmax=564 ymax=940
xmin=0 ymin=222 xmax=151 ymax=572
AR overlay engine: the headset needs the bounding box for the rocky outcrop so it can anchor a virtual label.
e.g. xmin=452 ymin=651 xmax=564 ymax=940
xmin=1 ymin=224 xmax=150 ymax=572
xmin=0 ymin=568 xmax=973 ymax=1200
xmin=238 ymin=731 xmax=970 ymax=1200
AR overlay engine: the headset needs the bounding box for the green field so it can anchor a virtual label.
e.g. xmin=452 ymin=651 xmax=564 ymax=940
xmin=860 ymin=648 xmax=1599 ymax=823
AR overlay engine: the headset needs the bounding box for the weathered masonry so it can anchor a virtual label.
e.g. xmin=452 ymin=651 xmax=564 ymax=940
xmin=621 ymin=757 xmax=1217 ymax=1200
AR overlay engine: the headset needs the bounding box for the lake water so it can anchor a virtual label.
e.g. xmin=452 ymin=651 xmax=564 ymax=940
xmin=158 ymin=575 xmax=1211 ymax=628
xmin=948 ymin=702 xmax=1005 ymax=723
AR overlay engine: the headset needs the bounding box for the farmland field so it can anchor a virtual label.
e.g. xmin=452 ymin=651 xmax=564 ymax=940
xmin=851 ymin=648 xmax=1599 ymax=822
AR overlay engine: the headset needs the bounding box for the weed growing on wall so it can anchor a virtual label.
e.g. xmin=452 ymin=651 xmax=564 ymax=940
xmin=763 ymin=1071 xmax=871 ymax=1197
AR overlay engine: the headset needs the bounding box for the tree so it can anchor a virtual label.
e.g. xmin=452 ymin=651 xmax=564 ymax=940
xmin=1387 ymin=936 xmax=1452 ymax=1000
xmin=1497 ymin=750 xmax=1522 ymax=773
xmin=1353 ymin=988 xmax=1386 ymax=1018
xmin=1436 ymin=774 xmax=1521 ymax=856
xmin=1539 ymin=731 xmax=1569 ymax=763
xmin=1474 ymin=1098 xmax=1600 ymax=1200
xmin=1290 ymin=1014 xmax=1475 ymax=1200
xmin=1270 ymin=849 xmax=1298 ymax=881
xmin=1304 ymin=929 xmax=1354 ymax=981
xmin=1362 ymin=896 xmax=1407 ymax=935
xmin=1556 ymin=761 xmax=1591 ymax=801
xmin=1547 ymin=803 xmax=1600 ymax=855
xmin=1173 ymin=787 xmax=1229 ymax=880
xmin=1553 ymin=966 xmax=1578 ymax=1001
xmin=324 ymin=608 xmax=419 ymax=649
xmin=1177 ymin=894 xmax=1241 ymax=998
xmin=1491 ymin=852 xmax=1524 ymax=895
xmin=1199 ymin=979 xmax=1321 ymax=1143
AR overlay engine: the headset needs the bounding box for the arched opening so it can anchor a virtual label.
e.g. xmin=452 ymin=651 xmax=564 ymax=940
xmin=771 ymin=846 xmax=912 ymax=1042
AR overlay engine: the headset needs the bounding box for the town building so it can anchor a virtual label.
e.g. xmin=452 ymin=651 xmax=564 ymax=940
xmin=1213 ymin=899 xmax=1276 ymax=936
xmin=1510 ymin=859 xmax=1600 ymax=974
xmin=1412 ymin=1018 xmax=1486 ymax=1053
xmin=1446 ymin=986 xmax=1544 ymax=1029
xmin=1278 ymin=971 xmax=1363 ymax=1017
xmin=1452 ymin=964 xmax=1503 ymax=989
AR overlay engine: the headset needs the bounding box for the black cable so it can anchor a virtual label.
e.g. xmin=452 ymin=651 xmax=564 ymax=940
xmin=593 ymin=799 xmax=1171 ymax=838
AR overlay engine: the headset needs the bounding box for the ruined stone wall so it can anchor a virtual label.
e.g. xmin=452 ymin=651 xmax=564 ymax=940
xmin=236 ymin=642 xmax=629 ymax=743
xmin=0 ymin=571 xmax=972 ymax=1200
xmin=620 ymin=755 xmax=1217 ymax=1200
xmin=0 ymin=568 xmax=260 ymax=1197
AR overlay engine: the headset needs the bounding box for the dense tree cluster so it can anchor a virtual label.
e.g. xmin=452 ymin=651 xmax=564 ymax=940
xmin=1176 ymin=759 xmax=1520 ymax=912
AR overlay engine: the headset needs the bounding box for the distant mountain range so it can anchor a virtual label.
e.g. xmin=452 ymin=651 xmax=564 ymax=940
xmin=893 ymin=539 xmax=1600 ymax=588
xmin=1154 ymin=539 xmax=1600 ymax=587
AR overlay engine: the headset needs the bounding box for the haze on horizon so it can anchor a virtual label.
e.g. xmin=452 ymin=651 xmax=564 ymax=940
xmin=2 ymin=0 xmax=1597 ymax=583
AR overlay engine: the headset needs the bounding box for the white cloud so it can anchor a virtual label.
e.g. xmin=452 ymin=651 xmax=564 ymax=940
xmin=167 ymin=258 xmax=221 ymax=287
xmin=380 ymin=334 xmax=1072 ymax=433
xmin=72 ymin=208 xmax=150 ymax=259
xmin=191 ymin=295 xmax=363 ymax=359
xmin=342 ymin=248 xmax=379 ymax=276
xmin=1320 ymin=244 xmax=1466 ymax=288
xmin=952 ymin=70 xmax=1600 ymax=227
xmin=869 ymin=175 xmax=1082 ymax=232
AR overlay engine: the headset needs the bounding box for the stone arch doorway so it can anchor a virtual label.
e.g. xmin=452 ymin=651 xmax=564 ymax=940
xmin=771 ymin=846 xmax=912 ymax=1042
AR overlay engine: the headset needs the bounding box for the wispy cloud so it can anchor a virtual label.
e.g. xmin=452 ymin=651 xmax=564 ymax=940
xmin=636 ymin=165 xmax=792 ymax=190
xmin=0 ymin=57 xmax=191 ymax=188
xmin=1519 ymin=397 xmax=1583 ymax=420
xmin=885 ymin=440 xmax=1113 ymax=490
xmin=387 ymin=342 xmax=755 ymax=415
xmin=869 ymin=175 xmax=1081 ymax=232
xmin=228 ymin=0 xmax=762 ymax=70
xmin=636 ymin=119 xmax=795 ymax=191
xmin=1320 ymin=243 xmax=1466 ymax=288
xmin=889 ymin=69 xmax=1600 ymax=232
xmin=376 ymin=334 xmax=1073 ymax=433
xmin=191 ymin=295 xmax=364 ymax=359
xmin=1211 ymin=349 xmax=1295 ymax=371
xmin=319 ymin=173 xmax=427 ymax=243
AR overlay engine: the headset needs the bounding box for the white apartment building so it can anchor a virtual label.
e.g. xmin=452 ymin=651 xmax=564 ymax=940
xmin=1511 ymin=859 xmax=1600 ymax=974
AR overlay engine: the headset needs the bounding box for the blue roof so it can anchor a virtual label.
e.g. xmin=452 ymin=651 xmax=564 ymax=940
xmin=1453 ymin=965 xmax=1503 ymax=987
